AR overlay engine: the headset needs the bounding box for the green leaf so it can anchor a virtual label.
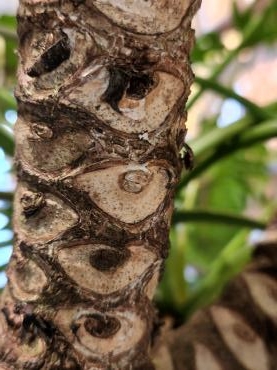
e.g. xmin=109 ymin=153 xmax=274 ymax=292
xmin=191 ymin=32 xmax=224 ymax=63
xmin=183 ymin=145 xmax=268 ymax=270
xmin=0 ymin=88 xmax=17 ymax=111
xmin=0 ymin=125 xmax=14 ymax=156
xmin=5 ymin=39 xmax=18 ymax=76
xmin=157 ymin=227 xmax=187 ymax=313
xmin=183 ymin=230 xmax=252 ymax=318
xmin=0 ymin=16 xmax=18 ymax=77
xmin=0 ymin=192 xmax=13 ymax=202
xmin=0 ymin=16 xmax=16 ymax=30
xmin=0 ymin=264 xmax=7 ymax=272
xmin=232 ymin=2 xmax=252 ymax=31
xmin=173 ymin=209 xmax=266 ymax=230
xmin=232 ymin=0 xmax=277 ymax=48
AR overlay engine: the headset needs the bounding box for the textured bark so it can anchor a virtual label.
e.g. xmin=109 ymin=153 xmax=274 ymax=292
xmin=153 ymin=222 xmax=277 ymax=370
xmin=0 ymin=0 xmax=201 ymax=369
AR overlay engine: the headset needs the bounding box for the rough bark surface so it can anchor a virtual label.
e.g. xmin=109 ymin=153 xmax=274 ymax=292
xmin=0 ymin=0 xmax=201 ymax=369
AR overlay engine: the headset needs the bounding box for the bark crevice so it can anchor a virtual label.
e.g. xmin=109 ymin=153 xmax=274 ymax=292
xmin=0 ymin=0 xmax=201 ymax=368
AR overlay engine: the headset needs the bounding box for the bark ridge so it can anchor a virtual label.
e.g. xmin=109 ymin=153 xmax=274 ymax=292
xmin=0 ymin=0 xmax=200 ymax=369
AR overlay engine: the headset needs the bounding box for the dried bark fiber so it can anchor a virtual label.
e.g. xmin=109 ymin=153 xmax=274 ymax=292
xmin=0 ymin=0 xmax=201 ymax=369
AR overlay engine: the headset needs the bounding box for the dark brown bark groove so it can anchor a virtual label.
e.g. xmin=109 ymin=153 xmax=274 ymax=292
xmin=0 ymin=1 xmax=201 ymax=369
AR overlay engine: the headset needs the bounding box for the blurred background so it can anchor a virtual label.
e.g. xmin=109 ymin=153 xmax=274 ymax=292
xmin=0 ymin=0 xmax=276 ymax=320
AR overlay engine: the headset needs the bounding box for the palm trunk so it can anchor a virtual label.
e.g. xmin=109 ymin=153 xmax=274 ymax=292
xmin=0 ymin=0 xmax=201 ymax=369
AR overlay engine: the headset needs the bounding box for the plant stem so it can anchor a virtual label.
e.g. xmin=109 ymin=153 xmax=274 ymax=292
xmin=189 ymin=115 xmax=252 ymax=158
xmin=187 ymin=47 xmax=240 ymax=110
xmin=195 ymin=77 xmax=271 ymax=120
xmin=0 ymin=88 xmax=17 ymax=109
xmin=173 ymin=209 xmax=266 ymax=229
xmin=182 ymin=230 xmax=251 ymax=318
xmin=179 ymin=119 xmax=277 ymax=188
xmin=0 ymin=126 xmax=14 ymax=156
xmin=0 ymin=192 xmax=13 ymax=202
xmin=0 ymin=26 xmax=17 ymax=41
xmin=187 ymin=7 xmax=266 ymax=110
xmin=238 ymin=119 xmax=277 ymax=148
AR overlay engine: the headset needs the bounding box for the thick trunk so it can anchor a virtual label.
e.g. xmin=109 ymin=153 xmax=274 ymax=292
xmin=0 ymin=0 xmax=200 ymax=369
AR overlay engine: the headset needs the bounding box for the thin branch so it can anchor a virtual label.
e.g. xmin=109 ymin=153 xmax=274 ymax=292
xmin=187 ymin=9 xmax=266 ymax=110
xmin=182 ymin=230 xmax=251 ymax=318
xmin=173 ymin=209 xmax=266 ymax=229
xmin=187 ymin=47 xmax=240 ymax=110
xmin=189 ymin=115 xmax=252 ymax=158
xmin=0 ymin=192 xmax=13 ymax=202
xmin=195 ymin=77 xmax=271 ymax=120
xmin=179 ymin=119 xmax=277 ymax=188
xmin=0 ymin=26 xmax=17 ymax=41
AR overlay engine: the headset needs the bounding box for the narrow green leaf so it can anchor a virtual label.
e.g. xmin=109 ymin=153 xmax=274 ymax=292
xmin=173 ymin=209 xmax=266 ymax=229
xmin=183 ymin=230 xmax=251 ymax=318
xmin=195 ymin=77 xmax=271 ymax=121
xmin=0 ymin=26 xmax=17 ymax=41
xmin=0 ymin=192 xmax=13 ymax=202
xmin=0 ymin=88 xmax=17 ymax=110
xmin=0 ymin=126 xmax=14 ymax=156
xmin=180 ymin=118 xmax=277 ymax=188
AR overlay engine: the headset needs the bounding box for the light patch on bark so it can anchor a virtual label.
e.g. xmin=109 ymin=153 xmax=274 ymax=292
xmin=15 ymin=118 xmax=91 ymax=173
xmin=65 ymin=70 xmax=184 ymax=134
xmin=260 ymin=227 xmax=277 ymax=244
xmin=144 ymin=262 xmax=161 ymax=299
xmin=0 ymin=288 xmax=47 ymax=367
xmin=211 ymin=305 xmax=269 ymax=370
xmin=194 ymin=343 xmax=223 ymax=370
xmin=92 ymin=0 xmax=191 ymax=34
xmin=0 ymin=311 xmax=8 ymax=341
xmin=74 ymin=163 xmax=169 ymax=224
xmin=55 ymin=307 xmax=147 ymax=366
xmin=152 ymin=344 xmax=174 ymax=370
xmin=14 ymin=183 xmax=78 ymax=242
xmin=243 ymin=272 xmax=277 ymax=321
xmin=57 ymin=243 xmax=158 ymax=294
xmin=13 ymin=338 xmax=46 ymax=364
xmin=7 ymin=251 xmax=47 ymax=301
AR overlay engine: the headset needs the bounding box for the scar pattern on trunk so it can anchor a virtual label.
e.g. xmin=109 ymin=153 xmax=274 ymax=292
xmin=0 ymin=0 xmax=201 ymax=369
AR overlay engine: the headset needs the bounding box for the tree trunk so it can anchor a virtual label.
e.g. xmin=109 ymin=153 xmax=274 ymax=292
xmin=0 ymin=0 xmax=201 ymax=369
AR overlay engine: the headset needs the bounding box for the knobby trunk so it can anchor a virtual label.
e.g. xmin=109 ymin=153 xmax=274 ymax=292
xmin=0 ymin=0 xmax=201 ymax=369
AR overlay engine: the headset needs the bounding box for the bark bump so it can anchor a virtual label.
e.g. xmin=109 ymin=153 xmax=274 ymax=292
xmin=194 ymin=343 xmax=223 ymax=370
xmin=74 ymin=163 xmax=170 ymax=224
xmin=210 ymin=306 xmax=269 ymax=370
xmin=92 ymin=0 xmax=192 ymax=34
xmin=243 ymin=272 xmax=277 ymax=321
xmin=14 ymin=184 xmax=78 ymax=243
xmin=57 ymin=244 xmax=158 ymax=294
xmin=7 ymin=252 xmax=47 ymax=301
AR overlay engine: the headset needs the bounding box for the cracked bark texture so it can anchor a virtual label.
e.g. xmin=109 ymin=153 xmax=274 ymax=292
xmin=0 ymin=0 xmax=201 ymax=369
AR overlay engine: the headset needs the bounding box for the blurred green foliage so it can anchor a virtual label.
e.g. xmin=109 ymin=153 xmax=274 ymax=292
xmin=0 ymin=1 xmax=277 ymax=318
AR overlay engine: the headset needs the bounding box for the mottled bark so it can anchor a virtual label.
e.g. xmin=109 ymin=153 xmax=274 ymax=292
xmin=0 ymin=0 xmax=201 ymax=369
xmin=153 ymin=222 xmax=277 ymax=370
